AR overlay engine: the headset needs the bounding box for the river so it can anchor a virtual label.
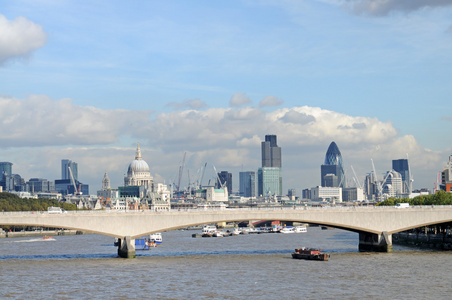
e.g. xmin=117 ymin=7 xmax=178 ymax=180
xmin=0 ymin=226 xmax=451 ymax=299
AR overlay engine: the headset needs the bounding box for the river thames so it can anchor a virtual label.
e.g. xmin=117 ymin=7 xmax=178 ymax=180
xmin=1 ymin=226 xmax=451 ymax=299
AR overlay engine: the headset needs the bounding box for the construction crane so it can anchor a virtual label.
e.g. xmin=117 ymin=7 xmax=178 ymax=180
xmin=68 ymin=166 xmax=81 ymax=196
xmin=371 ymin=159 xmax=383 ymax=200
xmin=406 ymin=153 xmax=414 ymax=195
xmin=176 ymin=152 xmax=186 ymax=192
xmin=199 ymin=162 xmax=207 ymax=189
xmin=351 ymin=165 xmax=363 ymax=189
xmin=213 ymin=165 xmax=226 ymax=189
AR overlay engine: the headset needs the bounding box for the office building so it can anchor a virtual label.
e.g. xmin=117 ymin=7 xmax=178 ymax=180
xmin=392 ymin=158 xmax=411 ymax=194
xmin=440 ymin=153 xmax=452 ymax=192
xmin=217 ymin=171 xmax=232 ymax=195
xmin=382 ymin=170 xmax=403 ymax=198
xmin=62 ymin=159 xmax=78 ymax=181
xmin=261 ymin=134 xmax=281 ymax=168
xmin=321 ymin=141 xmax=345 ymax=188
xmin=258 ymin=167 xmax=282 ymax=197
xmin=258 ymin=134 xmax=282 ymax=197
xmin=239 ymin=171 xmax=255 ymax=197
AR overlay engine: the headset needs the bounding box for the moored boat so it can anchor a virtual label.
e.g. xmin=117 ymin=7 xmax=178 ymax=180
xmin=291 ymin=247 xmax=330 ymax=261
xmin=279 ymin=226 xmax=295 ymax=234
xmin=294 ymin=225 xmax=307 ymax=233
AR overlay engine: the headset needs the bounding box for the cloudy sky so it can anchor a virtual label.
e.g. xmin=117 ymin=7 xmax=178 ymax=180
xmin=1 ymin=0 xmax=452 ymax=195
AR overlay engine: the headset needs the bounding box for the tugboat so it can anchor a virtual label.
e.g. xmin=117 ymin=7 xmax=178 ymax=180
xmin=291 ymin=247 xmax=330 ymax=261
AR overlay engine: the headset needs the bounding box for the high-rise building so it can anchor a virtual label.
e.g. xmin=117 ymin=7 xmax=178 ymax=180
xmin=440 ymin=153 xmax=452 ymax=192
xmin=0 ymin=162 xmax=13 ymax=190
xmin=382 ymin=170 xmax=403 ymax=198
xmin=258 ymin=167 xmax=282 ymax=197
xmin=239 ymin=171 xmax=255 ymax=197
xmin=392 ymin=159 xmax=411 ymax=194
xmin=321 ymin=142 xmax=345 ymax=188
xmin=62 ymin=159 xmax=78 ymax=181
xmin=261 ymin=134 xmax=281 ymax=168
xmin=217 ymin=171 xmax=232 ymax=195
xmin=258 ymin=135 xmax=282 ymax=197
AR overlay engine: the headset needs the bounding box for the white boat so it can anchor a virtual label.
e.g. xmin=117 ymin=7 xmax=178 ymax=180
xmin=202 ymin=225 xmax=217 ymax=237
xmin=294 ymin=226 xmax=307 ymax=233
xmin=279 ymin=227 xmax=295 ymax=234
xmin=149 ymin=233 xmax=162 ymax=245
xmin=231 ymin=228 xmax=241 ymax=235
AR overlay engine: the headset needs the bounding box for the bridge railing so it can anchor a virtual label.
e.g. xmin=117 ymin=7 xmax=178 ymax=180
xmin=1 ymin=205 xmax=452 ymax=216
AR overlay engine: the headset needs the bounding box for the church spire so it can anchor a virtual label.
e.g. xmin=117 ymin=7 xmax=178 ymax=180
xmin=135 ymin=142 xmax=142 ymax=160
xmin=102 ymin=170 xmax=111 ymax=190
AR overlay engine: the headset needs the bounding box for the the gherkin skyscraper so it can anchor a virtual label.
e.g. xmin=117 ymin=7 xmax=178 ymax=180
xmin=321 ymin=141 xmax=345 ymax=188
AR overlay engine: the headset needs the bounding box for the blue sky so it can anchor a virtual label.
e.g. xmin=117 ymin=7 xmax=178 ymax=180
xmin=1 ymin=0 xmax=452 ymax=194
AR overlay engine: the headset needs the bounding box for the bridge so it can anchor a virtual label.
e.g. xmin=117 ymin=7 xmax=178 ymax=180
xmin=1 ymin=206 xmax=452 ymax=258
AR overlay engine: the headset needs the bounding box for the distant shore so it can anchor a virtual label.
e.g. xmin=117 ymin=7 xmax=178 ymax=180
xmin=0 ymin=229 xmax=81 ymax=238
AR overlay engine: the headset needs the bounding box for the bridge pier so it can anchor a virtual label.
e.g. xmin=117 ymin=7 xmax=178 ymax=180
xmin=359 ymin=231 xmax=393 ymax=252
xmin=117 ymin=236 xmax=136 ymax=258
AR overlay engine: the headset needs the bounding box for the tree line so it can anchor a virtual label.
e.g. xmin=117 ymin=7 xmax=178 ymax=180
xmin=0 ymin=192 xmax=76 ymax=212
xmin=377 ymin=191 xmax=452 ymax=206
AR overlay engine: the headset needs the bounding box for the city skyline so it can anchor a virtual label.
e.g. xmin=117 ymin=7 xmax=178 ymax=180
xmin=1 ymin=1 xmax=452 ymax=193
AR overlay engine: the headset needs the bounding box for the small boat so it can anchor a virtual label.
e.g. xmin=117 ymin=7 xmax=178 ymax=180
xmin=231 ymin=228 xmax=241 ymax=236
xmin=294 ymin=226 xmax=307 ymax=233
xmin=279 ymin=227 xmax=295 ymax=234
xmin=292 ymin=247 xmax=330 ymax=261
xmin=321 ymin=226 xmax=334 ymax=230
xmin=41 ymin=235 xmax=54 ymax=241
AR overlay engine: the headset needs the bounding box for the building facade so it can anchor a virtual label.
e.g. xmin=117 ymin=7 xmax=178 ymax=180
xmin=310 ymin=186 xmax=342 ymax=203
xmin=62 ymin=159 xmax=78 ymax=181
xmin=217 ymin=171 xmax=232 ymax=195
xmin=321 ymin=142 xmax=345 ymax=188
xmin=392 ymin=158 xmax=411 ymax=194
xmin=440 ymin=153 xmax=452 ymax=192
xmin=258 ymin=167 xmax=282 ymax=197
xmin=258 ymin=135 xmax=282 ymax=197
xmin=261 ymin=135 xmax=281 ymax=168
xmin=239 ymin=171 xmax=255 ymax=198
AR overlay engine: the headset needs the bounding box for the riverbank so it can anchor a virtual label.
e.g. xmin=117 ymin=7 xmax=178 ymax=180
xmin=393 ymin=232 xmax=452 ymax=250
xmin=0 ymin=229 xmax=82 ymax=238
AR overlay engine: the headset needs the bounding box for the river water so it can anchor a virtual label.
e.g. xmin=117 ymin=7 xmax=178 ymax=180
xmin=0 ymin=226 xmax=451 ymax=299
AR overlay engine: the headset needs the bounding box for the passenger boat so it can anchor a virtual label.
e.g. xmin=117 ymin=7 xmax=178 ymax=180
xmin=292 ymin=247 xmax=330 ymax=261
xmin=279 ymin=227 xmax=295 ymax=233
xmin=294 ymin=225 xmax=307 ymax=233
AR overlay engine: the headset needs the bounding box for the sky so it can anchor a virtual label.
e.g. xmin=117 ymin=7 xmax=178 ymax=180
xmin=1 ymin=0 xmax=452 ymax=195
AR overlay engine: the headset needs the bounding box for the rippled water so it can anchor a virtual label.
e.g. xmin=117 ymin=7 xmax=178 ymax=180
xmin=1 ymin=227 xmax=451 ymax=299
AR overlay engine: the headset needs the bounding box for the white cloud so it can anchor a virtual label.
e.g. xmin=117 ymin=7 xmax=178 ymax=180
xmin=229 ymin=93 xmax=252 ymax=107
xmin=0 ymin=14 xmax=47 ymax=65
xmin=259 ymin=96 xmax=284 ymax=107
xmin=344 ymin=0 xmax=452 ymax=16
xmin=1 ymin=95 xmax=448 ymax=193
xmin=0 ymin=95 xmax=153 ymax=147
xmin=166 ymin=98 xmax=207 ymax=110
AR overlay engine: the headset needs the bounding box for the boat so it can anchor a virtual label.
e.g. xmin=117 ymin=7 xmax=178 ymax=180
xmin=201 ymin=225 xmax=217 ymax=237
xmin=294 ymin=225 xmax=307 ymax=233
xmin=41 ymin=235 xmax=55 ymax=241
xmin=291 ymin=248 xmax=330 ymax=261
xmin=321 ymin=226 xmax=334 ymax=230
xmin=231 ymin=228 xmax=241 ymax=236
xmin=279 ymin=226 xmax=295 ymax=234
xmin=149 ymin=233 xmax=162 ymax=246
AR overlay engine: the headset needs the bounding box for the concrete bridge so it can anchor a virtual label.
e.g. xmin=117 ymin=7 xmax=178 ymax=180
xmin=1 ymin=206 xmax=451 ymax=258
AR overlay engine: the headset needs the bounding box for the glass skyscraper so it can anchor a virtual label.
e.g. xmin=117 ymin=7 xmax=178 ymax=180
xmin=258 ymin=134 xmax=282 ymax=197
xmin=321 ymin=141 xmax=345 ymax=188
xmin=392 ymin=158 xmax=410 ymax=194
xmin=239 ymin=171 xmax=255 ymax=197
xmin=62 ymin=159 xmax=78 ymax=181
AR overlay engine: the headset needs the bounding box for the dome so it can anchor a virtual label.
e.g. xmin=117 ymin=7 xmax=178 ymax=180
xmin=127 ymin=143 xmax=150 ymax=175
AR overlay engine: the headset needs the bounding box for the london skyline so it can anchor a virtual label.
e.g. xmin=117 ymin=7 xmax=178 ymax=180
xmin=1 ymin=1 xmax=452 ymax=193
